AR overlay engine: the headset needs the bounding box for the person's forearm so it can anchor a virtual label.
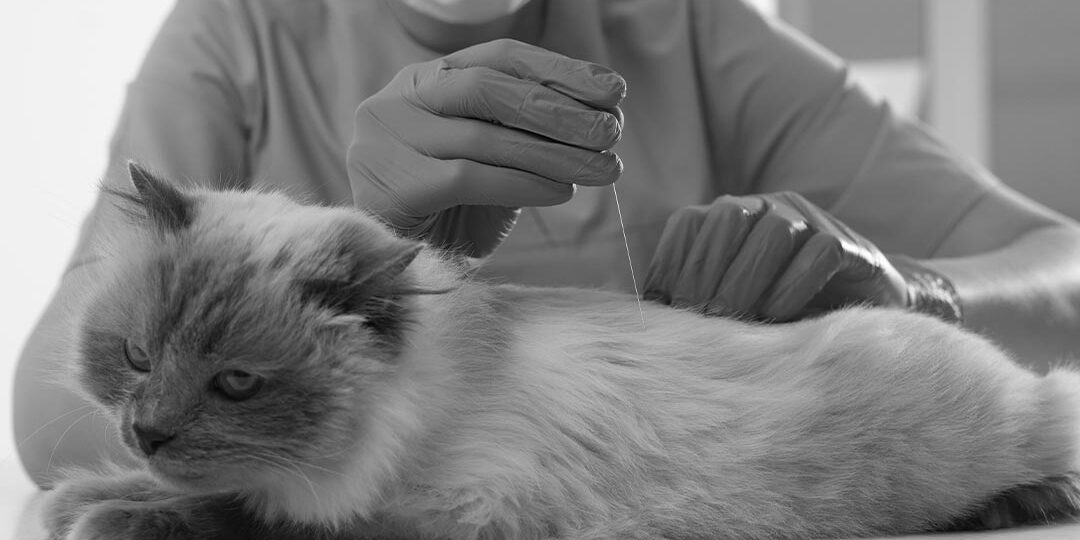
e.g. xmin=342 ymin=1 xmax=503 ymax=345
xmin=13 ymin=265 xmax=135 ymax=489
xmin=922 ymin=224 xmax=1080 ymax=372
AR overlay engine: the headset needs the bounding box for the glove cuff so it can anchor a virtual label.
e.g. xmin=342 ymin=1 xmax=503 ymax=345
xmin=890 ymin=255 xmax=964 ymax=324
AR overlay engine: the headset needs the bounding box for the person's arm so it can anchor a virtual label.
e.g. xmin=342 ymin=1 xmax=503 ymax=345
xmin=684 ymin=0 xmax=1080 ymax=367
xmin=14 ymin=0 xmax=255 ymax=488
xmin=921 ymin=187 xmax=1080 ymax=371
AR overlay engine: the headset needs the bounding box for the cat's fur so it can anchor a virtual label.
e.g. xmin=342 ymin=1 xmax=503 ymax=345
xmin=43 ymin=163 xmax=1080 ymax=539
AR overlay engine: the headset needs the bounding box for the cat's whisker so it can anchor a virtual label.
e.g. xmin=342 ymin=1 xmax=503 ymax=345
xmin=102 ymin=417 xmax=116 ymax=443
xmin=14 ymin=404 xmax=96 ymax=450
xmin=45 ymin=410 xmax=99 ymax=475
xmin=282 ymin=459 xmax=324 ymax=513
xmin=260 ymin=450 xmax=344 ymax=487
xmin=245 ymin=453 xmax=301 ymax=485
xmin=248 ymin=452 xmax=324 ymax=513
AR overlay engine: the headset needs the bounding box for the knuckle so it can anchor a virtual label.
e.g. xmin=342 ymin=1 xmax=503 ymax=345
xmin=389 ymin=63 xmax=424 ymax=87
xmin=810 ymin=234 xmax=846 ymax=265
xmin=666 ymin=206 xmax=703 ymax=229
xmin=817 ymin=233 xmax=844 ymax=254
xmin=756 ymin=211 xmax=790 ymax=231
xmin=710 ymin=194 xmax=740 ymax=208
xmin=390 ymin=64 xmax=432 ymax=100
xmin=484 ymin=38 xmax=525 ymax=60
xmin=709 ymin=199 xmax=748 ymax=221
xmin=711 ymin=195 xmax=760 ymax=218
xmin=445 ymin=159 xmax=477 ymax=187
xmin=661 ymin=214 xmax=685 ymax=235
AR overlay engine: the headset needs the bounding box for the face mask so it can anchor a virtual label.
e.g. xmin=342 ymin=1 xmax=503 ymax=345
xmin=400 ymin=0 xmax=534 ymax=24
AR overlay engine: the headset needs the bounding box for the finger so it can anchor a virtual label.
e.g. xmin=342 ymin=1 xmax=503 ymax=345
xmin=439 ymin=159 xmax=576 ymax=209
xmin=366 ymin=155 xmax=576 ymax=224
xmin=758 ymin=233 xmax=844 ymax=322
xmin=442 ymin=39 xmax=627 ymax=109
xmin=709 ymin=211 xmax=811 ymax=317
xmin=670 ymin=197 xmax=765 ymax=308
xmin=644 ymin=206 xmax=707 ymax=305
xmin=406 ymin=114 xmax=622 ymax=186
xmin=418 ymin=66 xmax=621 ymax=151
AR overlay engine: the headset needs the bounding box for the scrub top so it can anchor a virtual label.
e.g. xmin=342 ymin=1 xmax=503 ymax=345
xmin=80 ymin=0 xmax=998 ymax=294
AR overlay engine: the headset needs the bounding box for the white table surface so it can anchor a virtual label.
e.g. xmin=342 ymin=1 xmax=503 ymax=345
xmin=3 ymin=456 xmax=1079 ymax=540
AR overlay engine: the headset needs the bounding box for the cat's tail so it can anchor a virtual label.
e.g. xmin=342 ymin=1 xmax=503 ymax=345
xmin=948 ymin=367 xmax=1080 ymax=530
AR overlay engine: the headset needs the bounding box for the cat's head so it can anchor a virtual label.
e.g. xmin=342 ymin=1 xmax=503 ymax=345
xmin=77 ymin=163 xmax=434 ymax=497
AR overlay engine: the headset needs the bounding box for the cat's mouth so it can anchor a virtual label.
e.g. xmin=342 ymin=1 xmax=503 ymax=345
xmin=118 ymin=421 xmax=224 ymax=487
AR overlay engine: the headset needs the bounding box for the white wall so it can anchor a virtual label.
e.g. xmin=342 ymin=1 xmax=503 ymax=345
xmin=990 ymin=0 xmax=1080 ymax=221
xmin=0 ymin=0 xmax=175 ymax=487
xmin=748 ymin=0 xmax=778 ymax=16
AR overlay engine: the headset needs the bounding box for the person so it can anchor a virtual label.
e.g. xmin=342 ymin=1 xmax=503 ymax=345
xmin=14 ymin=0 xmax=1080 ymax=489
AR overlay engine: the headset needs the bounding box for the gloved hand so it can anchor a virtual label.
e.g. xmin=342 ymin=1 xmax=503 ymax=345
xmin=643 ymin=191 xmax=910 ymax=321
xmin=347 ymin=39 xmax=626 ymax=257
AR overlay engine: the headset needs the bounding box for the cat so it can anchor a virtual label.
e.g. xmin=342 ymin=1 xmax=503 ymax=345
xmin=42 ymin=162 xmax=1080 ymax=540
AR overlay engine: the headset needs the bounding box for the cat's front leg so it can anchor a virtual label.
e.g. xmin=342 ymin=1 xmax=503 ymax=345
xmin=43 ymin=467 xmax=386 ymax=540
xmin=63 ymin=495 xmax=251 ymax=540
xmin=43 ymin=467 xmax=160 ymax=538
xmin=42 ymin=467 xmax=249 ymax=540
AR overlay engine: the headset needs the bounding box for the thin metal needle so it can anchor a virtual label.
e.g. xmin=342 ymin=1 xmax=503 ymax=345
xmin=612 ymin=185 xmax=646 ymax=328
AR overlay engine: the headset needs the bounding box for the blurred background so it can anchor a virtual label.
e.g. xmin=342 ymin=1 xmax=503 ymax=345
xmin=0 ymin=0 xmax=1078 ymax=513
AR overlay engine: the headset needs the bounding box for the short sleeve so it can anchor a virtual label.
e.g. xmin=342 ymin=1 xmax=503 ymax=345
xmin=103 ymin=0 xmax=258 ymax=187
xmin=689 ymin=0 xmax=1000 ymax=257
xmin=71 ymin=0 xmax=259 ymax=271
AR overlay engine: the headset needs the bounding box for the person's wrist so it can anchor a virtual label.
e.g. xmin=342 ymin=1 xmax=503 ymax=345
xmin=889 ymin=254 xmax=964 ymax=324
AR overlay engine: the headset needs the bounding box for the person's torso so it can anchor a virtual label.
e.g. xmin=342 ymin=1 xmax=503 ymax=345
xmin=238 ymin=0 xmax=729 ymax=291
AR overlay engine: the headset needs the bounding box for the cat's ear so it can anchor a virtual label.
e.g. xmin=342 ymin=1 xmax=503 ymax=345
xmin=356 ymin=241 xmax=425 ymax=289
xmin=112 ymin=161 xmax=193 ymax=232
xmin=297 ymin=233 xmax=426 ymax=322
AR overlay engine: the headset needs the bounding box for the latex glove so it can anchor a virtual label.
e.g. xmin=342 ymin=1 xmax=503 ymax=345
xmin=348 ymin=39 xmax=625 ymax=257
xmin=644 ymin=192 xmax=909 ymax=321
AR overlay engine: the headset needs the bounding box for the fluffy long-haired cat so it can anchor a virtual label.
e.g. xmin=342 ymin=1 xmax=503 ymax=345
xmin=42 ymin=163 xmax=1080 ymax=540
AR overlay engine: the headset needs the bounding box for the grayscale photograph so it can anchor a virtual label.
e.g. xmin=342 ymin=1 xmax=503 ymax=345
xmin=1 ymin=1 xmax=1080 ymax=539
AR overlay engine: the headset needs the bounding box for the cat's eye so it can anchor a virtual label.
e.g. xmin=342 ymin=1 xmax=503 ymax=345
xmin=123 ymin=339 xmax=151 ymax=372
xmin=215 ymin=370 xmax=264 ymax=401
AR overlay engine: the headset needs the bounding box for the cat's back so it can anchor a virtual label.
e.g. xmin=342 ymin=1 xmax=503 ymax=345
xmin=390 ymin=276 xmax=1080 ymax=538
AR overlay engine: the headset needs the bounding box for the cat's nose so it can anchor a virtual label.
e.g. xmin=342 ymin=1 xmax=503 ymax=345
xmin=132 ymin=423 xmax=176 ymax=456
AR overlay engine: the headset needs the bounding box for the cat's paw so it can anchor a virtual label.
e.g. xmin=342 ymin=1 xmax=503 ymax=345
xmin=41 ymin=467 xmax=165 ymax=539
xmin=65 ymin=498 xmax=210 ymax=540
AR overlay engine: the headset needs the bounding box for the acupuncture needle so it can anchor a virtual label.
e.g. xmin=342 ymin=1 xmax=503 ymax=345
xmin=612 ymin=184 xmax=646 ymax=329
